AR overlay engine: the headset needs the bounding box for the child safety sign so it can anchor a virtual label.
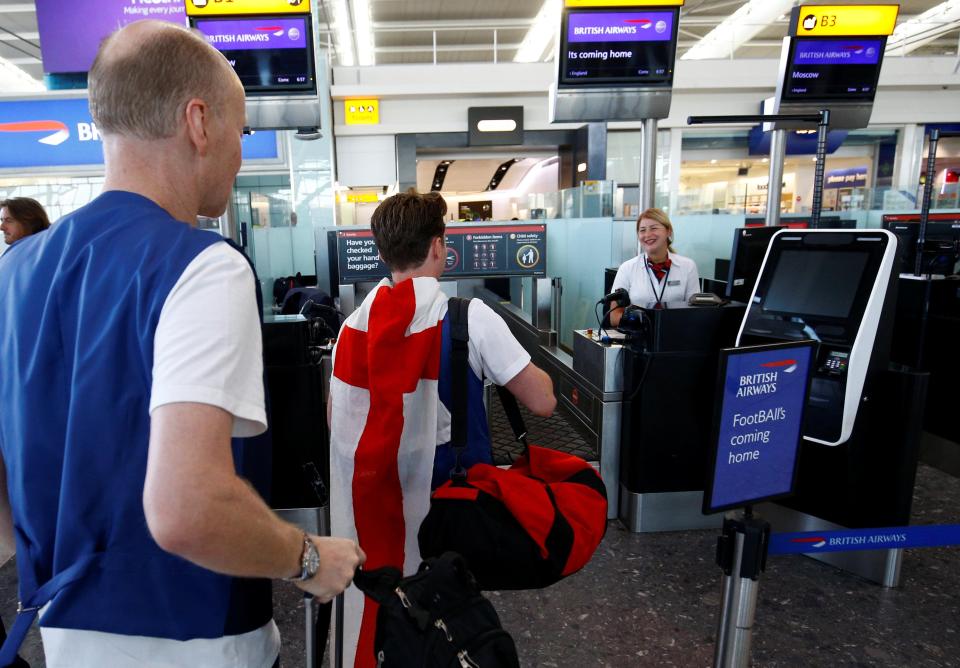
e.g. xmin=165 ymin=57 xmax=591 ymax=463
xmin=705 ymin=342 xmax=814 ymax=513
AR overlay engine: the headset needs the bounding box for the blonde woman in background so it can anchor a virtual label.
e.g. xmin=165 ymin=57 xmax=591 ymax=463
xmin=609 ymin=207 xmax=700 ymax=326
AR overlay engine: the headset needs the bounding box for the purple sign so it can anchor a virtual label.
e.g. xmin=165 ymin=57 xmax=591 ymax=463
xmin=825 ymin=166 xmax=869 ymax=189
xmin=794 ymin=39 xmax=882 ymax=66
xmin=194 ymin=18 xmax=308 ymax=51
xmin=567 ymin=11 xmax=674 ymax=43
xmin=36 ymin=0 xmax=186 ymax=74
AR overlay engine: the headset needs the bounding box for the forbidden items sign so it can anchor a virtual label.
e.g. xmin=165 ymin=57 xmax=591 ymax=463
xmin=704 ymin=341 xmax=815 ymax=514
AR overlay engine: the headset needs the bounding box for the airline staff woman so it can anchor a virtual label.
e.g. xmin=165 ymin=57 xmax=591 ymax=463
xmin=609 ymin=207 xmax=700 ymax=326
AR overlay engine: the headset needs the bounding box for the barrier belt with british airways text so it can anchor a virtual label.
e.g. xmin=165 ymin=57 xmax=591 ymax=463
xmin=768 ymin=524 xmax=960 ymax=555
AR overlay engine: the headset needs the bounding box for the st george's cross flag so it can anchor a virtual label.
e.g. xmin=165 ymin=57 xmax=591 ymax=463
xmin=329 ymin=276 xmax=450 ymax=668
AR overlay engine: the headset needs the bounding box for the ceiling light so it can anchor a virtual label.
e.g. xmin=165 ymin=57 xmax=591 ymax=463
xmin=352 ymin=0 xmax=376 ymax=66
xmin=331 ymin=0 xmax=355 ymax=66
xmin=886 ymin=0 xmax=960 ymax=55
xmin=515 ymin=0 xmax=561 ymax=63
xmin=0 ymin=58 xmax=43 ymax=93
xmin=477 ymin=119 xmax=518 ymax=132
xmin=682 ymin=0 xmax=796 ymax=60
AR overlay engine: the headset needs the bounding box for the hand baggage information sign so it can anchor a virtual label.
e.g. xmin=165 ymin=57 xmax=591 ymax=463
xmin=336 ymin=224 xmax=547 ymax=284
xmin=704 ymin=341 xmax=814 ymax=514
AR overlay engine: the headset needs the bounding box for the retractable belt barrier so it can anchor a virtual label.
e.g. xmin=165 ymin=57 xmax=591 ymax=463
xmin=769 ymin=524 xmax=960 ymax=555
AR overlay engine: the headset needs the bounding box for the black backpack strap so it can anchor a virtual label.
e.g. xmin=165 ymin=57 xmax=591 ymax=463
xmin=495 ymin=385 xmax=529 ymax=451
xmin=448 ymin=297 xmax=470 ymax=479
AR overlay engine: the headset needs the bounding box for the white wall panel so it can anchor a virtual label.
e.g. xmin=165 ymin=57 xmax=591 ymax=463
xmin=335 ymin=135 xmax=397 ymax=186
xmin=331 ymin=57 xmax=960 ymax=136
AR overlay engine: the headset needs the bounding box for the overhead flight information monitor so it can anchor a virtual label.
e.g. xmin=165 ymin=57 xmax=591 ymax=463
xmin=773 ymin=4 xmax=899 ymax=129
xmin=559 ymin=7 xmax=680 ymax=87
xmin=192 ymin=16 xmax=316 ymax=94
xmin=781 ymin=36 xmax=885 ymax=102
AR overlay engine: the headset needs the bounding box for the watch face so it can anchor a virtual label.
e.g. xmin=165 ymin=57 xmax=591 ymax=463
xmin=305 ymin=541 xmax=320 ymax=578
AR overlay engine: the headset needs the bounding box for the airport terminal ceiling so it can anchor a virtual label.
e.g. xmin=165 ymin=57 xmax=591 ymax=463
xmin=1 ymin=0 xmax=960 ymax=79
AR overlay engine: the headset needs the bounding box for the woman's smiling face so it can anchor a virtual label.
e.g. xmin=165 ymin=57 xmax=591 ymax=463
xmin=637 ymin=217 xmax=669 ymax=259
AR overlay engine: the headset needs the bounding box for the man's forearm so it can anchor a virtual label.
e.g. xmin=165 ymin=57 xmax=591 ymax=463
xmin=148 ymin=470 xmax=302 ymax=579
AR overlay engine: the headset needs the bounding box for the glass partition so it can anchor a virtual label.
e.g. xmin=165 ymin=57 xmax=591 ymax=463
xmin=545 ymin=217 xmax=633 ymax=350
xmin=528 ymin=180 xmax=615 ymax=219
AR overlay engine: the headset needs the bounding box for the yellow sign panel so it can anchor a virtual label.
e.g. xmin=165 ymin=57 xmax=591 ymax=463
xmin=345 ymin=192 xmax=380 ymax=204
xmin=344 ymin=98 xmax=380 ymax=125
xmin=794 ymin=5 xmax=899 ymax=37
xmin=565 ymin=0 xmax=683 ymax=6
xmin=185 ymin=0 xmax=311 ymax=17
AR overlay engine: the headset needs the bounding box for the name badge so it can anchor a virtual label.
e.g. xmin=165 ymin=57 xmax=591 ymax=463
xmin=667 ymin=280 xmax=680 ymax=287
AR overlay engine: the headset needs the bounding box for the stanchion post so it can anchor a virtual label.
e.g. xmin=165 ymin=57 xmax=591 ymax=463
xmin=713 ymin=508 xmax=771 ymax=668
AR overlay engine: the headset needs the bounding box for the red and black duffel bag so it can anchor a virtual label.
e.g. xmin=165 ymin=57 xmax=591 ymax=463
xmin=418 ymin=298 xmax=608 ymax=590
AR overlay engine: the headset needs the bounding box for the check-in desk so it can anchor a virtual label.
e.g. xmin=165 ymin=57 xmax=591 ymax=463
xmin=891 ymin=275 xmax=960 ymax=449
xmin=617 ymin=302 xmax=746 ymax=532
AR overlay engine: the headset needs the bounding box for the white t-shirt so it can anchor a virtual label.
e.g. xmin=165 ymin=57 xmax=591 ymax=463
xmin=40 ymin=242 xmax=278 ymax=668
xmin=435 ymin=298 xmax=531 ymax=443
xmin=461 ymin=298 xmax=531 ymax=387
xmin=611 ymin=252 xmax=701 ymax=307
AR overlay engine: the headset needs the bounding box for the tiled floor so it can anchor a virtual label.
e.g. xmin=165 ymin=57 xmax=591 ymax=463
xmin=3 ymin=426 xmax=959 ymax=666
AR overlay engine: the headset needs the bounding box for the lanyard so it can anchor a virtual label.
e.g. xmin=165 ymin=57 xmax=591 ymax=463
xmin=645 ymin=257 xmax=671 ymax=306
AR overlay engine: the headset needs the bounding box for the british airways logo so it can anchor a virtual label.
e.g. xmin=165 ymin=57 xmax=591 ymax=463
xmin=790 ymin=536 xmax=827 ymax=549
xmin=0 ymin=119 xmax=100 ymax=146
xmin=256 ymin=25 xmax=285 ymax=37
xmin=0 ymin=120 xmax=70 ymax=146
xmin=761 ymin=358 xmax=798 ymax=373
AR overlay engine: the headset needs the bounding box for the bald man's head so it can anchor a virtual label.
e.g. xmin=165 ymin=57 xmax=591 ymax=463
xmin=89 ymin=20 xmax=242 ymax=140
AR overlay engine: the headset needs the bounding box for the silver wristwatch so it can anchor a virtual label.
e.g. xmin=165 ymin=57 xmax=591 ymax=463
xmin=286 ymin=533 xmax=320 ymax=581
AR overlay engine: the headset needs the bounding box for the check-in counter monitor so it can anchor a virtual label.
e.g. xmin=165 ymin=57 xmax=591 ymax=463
xmin=726 ymin=226 xmax=784 ymax=303
xmin=736 ymin=230 xmax=897 ymax=446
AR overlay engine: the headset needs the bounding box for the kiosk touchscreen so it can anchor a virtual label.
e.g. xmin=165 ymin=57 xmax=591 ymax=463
xmin=736 ymin=230 xmax=897 ymax=446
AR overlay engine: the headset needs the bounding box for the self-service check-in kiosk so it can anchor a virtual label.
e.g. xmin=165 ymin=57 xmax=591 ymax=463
xmin=738 ymin=229 xmax=929 ymax=585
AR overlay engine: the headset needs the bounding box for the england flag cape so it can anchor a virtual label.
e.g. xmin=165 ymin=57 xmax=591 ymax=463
xmin=329 ymin=276 xmax=450 ymax=668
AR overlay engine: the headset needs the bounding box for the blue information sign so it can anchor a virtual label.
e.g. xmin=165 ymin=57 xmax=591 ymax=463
xmin=704 ymin=341 xmax=815 ymax=514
